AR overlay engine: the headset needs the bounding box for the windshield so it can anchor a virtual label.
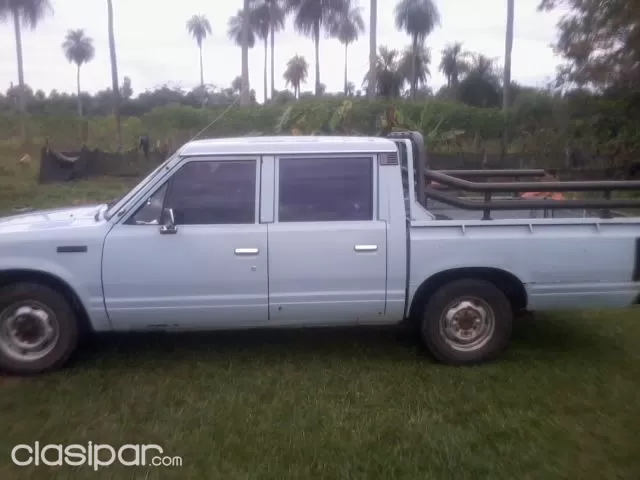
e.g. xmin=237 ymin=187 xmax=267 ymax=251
xmin=104 ymin=153 xmax=180 ymax=220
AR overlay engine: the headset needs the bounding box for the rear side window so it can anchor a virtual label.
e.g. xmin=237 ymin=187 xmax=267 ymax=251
xmin=278 ymin=157 xmax=373 ymax=222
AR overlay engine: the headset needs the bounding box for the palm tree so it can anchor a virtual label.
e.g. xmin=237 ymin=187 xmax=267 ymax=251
xmin=283 ymin=54 xmax=309 ymax=99
xmin=186 ymin=14 xmax=212 ymax=91
xmin=458 ymin=54 xmax=501 ymax=108
xmin=228 ymin=6 xmax=256 ymax=106
xmin=468 ymin=53 xmax=499 ymax=79
xmin=251 ymin=2 xmax=271 ymax=104
xmin=241 ymin=0 xmax=251 ymax=106
xmin=503 ymin=0 xmax=514 ymax=111
xmin=367 ymin=0 xmax=377 ymax=99
xmin=286 ymin=0 xmax=348 ymax=96
xmin=0 ymin=0 xmax=53 ymax=141
xmin=228 ymin=9 xmax=256 ymax=48
xmin=346 ymin=81 xmax=355 ymax=96
xmin=502 ymin=0 xmax=515 ymax=154
xmin=62 ymin=29 xmax=95 ymax=117
xmin=328 ymin=1 xmax=365 ymax=95
xmin=121 ymin=75 xmax=133 ymax=99
xmin=394 ymin=0 xmax=440 ymax=99
xmin=399 ymin=43 xmax=431 ymax=93
xmin=107 ymin=0 xmax=122 ymax=149
xmin=502 ymin=0 xmax=514 ymax=111
xmin=265 ymin=0 xmax=286 ymax=100
xmin=439 ymin=42 xmax=469 ymax=89
xmin=363 ymin=46 xmax=403 ymax=98
xmin=231 ymin=76 xmax=243 ymax=94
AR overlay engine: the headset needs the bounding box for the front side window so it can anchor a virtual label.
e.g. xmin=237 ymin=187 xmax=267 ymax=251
xmin=278 ymin=157 xmax=373 ymax=222
xmin=166 ymin=160 xmax=256 ymax=225
xmin=128 ymin=160 xmax=257 ymax=225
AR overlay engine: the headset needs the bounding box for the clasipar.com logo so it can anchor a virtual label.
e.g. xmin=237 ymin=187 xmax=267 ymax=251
xmin=11 ymin=442 xmax=183 ymax=471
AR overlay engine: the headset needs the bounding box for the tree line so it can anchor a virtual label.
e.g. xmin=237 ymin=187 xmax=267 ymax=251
xmin=1 ymin=0 xmax=514 ymax=145
xmin=0 ymin=41 xmax=534 ymax=118
xmin=1 ymin=0 xmax=638 ymax=145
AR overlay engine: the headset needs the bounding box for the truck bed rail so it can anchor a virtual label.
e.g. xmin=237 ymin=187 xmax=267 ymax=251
xmin=385 ymin=130 xmax=640 ymax=220
xmin=424 ymin=170 xmax=640 ymax=220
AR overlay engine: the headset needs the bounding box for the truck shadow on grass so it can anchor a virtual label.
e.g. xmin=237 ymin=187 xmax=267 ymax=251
xmin=71 ymin=312 xmax=620 ymax=371
xmin=75 ymin=325 xmax=421 ymax=369
xmin=509 ymin=312 xmax=620 ymax=359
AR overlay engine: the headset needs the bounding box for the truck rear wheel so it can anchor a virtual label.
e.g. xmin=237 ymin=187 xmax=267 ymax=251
xmin=0 ymin=283 xmax=79 ymax=375
xmin=419 ymin=279 xmax=513 ymax=365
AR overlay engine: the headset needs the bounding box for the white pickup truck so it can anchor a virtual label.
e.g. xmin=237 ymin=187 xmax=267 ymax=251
xmin=1 ymin=131 xmax=640 ymax=374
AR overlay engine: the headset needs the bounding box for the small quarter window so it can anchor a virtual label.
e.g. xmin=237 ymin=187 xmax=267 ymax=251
xmin=129 ymin=182 xmax=168 ymax=225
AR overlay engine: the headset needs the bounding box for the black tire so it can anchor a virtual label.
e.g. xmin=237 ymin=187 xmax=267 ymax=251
xmin=0 ymin=282 xmax=79 ymax=375
xmin=419 ymin=278 xmax=513 ymax=365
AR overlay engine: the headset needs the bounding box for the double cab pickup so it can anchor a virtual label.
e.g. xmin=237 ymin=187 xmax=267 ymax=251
xmin=1 ymin=132 xmax=640 ymax=374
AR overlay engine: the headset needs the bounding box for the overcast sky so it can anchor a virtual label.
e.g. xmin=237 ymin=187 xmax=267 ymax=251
xmin=0 ymin=0 xmax=565 ymax=102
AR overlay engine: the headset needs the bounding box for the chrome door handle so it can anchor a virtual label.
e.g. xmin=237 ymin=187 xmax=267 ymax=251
xmin=235 ymin=248 xmax=259 ymax=256
xmin=159 ymin=225 xmax=178 ymax=235
xmin=354 ymin=244 xmax=378 ymax=252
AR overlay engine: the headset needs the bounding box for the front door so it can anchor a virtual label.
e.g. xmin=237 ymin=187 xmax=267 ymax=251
xmin=267 ymin=155 xmax=388 ymax=325
xmin=102 ymin=157 xmax=268 ymax=330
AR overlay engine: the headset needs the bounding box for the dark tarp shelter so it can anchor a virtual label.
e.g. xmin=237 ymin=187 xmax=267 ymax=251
xmin=38 ymin=146 xmax=165 ymax=184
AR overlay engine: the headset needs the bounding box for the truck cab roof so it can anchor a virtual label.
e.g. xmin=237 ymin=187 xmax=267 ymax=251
xmin=178 ymin=136 xmax=398 ymax=157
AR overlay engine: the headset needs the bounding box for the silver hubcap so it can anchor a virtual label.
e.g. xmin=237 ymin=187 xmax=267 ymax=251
xmin=439 ymin=297 xmax=495 ymax=352
xmin=0 ymin=302 xmax=59 ymax=362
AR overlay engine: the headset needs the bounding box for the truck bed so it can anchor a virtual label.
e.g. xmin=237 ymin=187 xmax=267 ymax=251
xmin=408 ymin=211 xmax=640 ymax=313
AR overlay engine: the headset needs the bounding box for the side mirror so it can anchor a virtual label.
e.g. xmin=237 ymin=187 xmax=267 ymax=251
xmin=159 ymin=208 xmax=177 ymax=235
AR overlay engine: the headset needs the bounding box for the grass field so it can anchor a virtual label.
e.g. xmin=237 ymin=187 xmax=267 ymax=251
xmin=0 ymin=150 xmax=639 ymax=479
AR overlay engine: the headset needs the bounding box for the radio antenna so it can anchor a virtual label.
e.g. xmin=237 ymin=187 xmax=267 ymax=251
xmin=188 ymin=95 xmax=241 ymax=143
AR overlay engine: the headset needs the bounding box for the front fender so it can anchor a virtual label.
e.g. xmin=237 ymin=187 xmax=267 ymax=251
xmin=0 ymin=256 xmax=112 ymax=331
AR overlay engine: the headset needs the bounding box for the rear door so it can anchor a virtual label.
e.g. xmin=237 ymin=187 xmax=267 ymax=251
xmin=267 ymin=154 xmax=388 ymax=325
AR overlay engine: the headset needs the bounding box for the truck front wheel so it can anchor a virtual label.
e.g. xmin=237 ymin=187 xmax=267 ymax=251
xmin=0 ymin=283 xmax=79 ymax=375
xmin=420 ymin=279 xmax=513 ymax=365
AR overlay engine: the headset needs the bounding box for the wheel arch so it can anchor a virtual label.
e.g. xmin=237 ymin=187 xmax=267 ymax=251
xmin=408 ymin=267 xmax=528 ymax=321
xmin=0 ymin=269 xmax=93 ymax=334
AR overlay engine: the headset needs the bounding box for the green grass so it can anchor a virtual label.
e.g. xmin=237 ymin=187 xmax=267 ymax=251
xmin=1 ymin=315 xmax=640 ymax=479
xmin=0 ymin=151 xmax=640 ymax=479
